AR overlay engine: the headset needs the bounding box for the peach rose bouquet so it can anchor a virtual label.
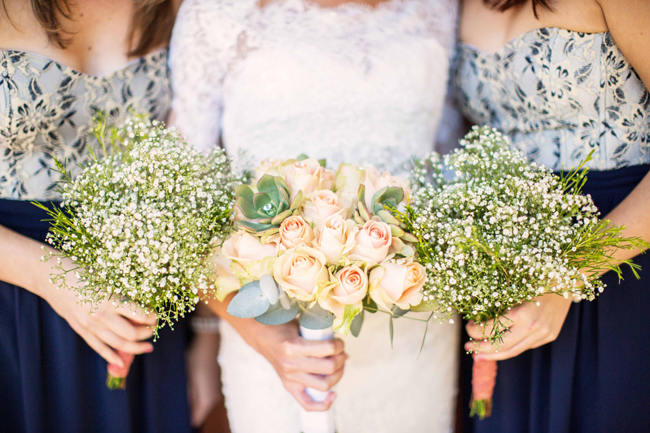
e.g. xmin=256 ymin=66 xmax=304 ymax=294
xmin=208 ymin=156 xmax=431 ymax=336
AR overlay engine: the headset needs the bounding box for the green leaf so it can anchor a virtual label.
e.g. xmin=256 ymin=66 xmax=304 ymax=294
xmin=296 ymin=154 xmax=309 ymax=161
xmin=363 ymin=297 xmax=378 ymax=313
xmin=236 ymin=185 xmax=258 ymax=219
xmin=391 ymin=305 xmax=409 ymax=318
xmin=271 ymin=209 xmax=293 ymax=225
xmin=253 ymin=192 xmax=275 ymax=216
xmin=411 ymin=299 xmax=438 ymax=312
xmin=336 ymin=303 xmax=363 ymax=335
xmin=298 ymin=304 xmax=334 ymax=330
xmin=372 ymin=186 xmax=404 ymax=214
xmin=350 ymin=309 xmax=364 ymax=337
xmin=227 ymin=281 xmax=271 ymax=318
xmin=255 ymin=302 xmax=299 ymax=325
xmin=257 ymin=175 xmax=281 ymax=204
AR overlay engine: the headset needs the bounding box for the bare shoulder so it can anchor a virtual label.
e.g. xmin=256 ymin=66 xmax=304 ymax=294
xmin=0 ymin=1 xmax=49 ymax=50
xmin=595 ymin=0 xmax=650 ymax=86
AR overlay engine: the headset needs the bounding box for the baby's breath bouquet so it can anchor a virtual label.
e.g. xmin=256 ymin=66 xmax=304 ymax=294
xmin=399 ymin=126 xmax=645 ymax=418
xmin=36 ymin=115 xmax=235 ymax=389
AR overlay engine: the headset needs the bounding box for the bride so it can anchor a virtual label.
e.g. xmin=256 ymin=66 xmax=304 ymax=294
xmin=169 ymin=0 xmax=459 ymax=431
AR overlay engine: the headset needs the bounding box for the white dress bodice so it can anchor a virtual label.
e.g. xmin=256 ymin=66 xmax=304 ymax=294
xmin=170 ymin=0 xmax=457 ymax=172
xmin=170 ymin=1 xmax=459 ymax=432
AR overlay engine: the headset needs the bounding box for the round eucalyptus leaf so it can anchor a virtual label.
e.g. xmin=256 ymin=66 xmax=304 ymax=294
xmin=255 ymin=302 xmax=299 ymax=325
xmin=298 ymin=304 xmax=334 ymax=330
xmin=227 ymin=280 xmax=271 ymax=318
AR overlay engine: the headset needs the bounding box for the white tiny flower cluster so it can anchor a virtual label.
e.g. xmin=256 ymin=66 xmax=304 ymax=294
xmin=405 ymin=126 xmax=625 ymax=340
xmin=45 ymin=116 xmax=236 ymax=332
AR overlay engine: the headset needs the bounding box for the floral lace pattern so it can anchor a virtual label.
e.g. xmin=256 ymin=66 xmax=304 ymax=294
xmin=0 ymin=49 xmax=171 ymax=200
xmin=455 ymin=28 xmax=650 ymax=171
xmin=169 ymin=0 xmax=458 ymax=175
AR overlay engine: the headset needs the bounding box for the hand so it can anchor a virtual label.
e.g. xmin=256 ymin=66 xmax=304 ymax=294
xmin=41 ymin=260 xmax=157 ymax=368
xmin=240 ymin=320 xmax=347 ymax=412
xmin=186 ymin=332 xmax=222 ymax=427
xmin=466 ymin=294 xmax=572 ymax=361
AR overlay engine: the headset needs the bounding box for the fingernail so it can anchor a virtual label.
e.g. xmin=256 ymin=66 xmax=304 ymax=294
xmin=146 ymin=345 xmax=154 ymax=353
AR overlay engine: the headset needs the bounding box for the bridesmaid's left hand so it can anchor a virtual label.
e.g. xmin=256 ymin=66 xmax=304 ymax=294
xmin=465 ymin=294 xmax=572 ymax=361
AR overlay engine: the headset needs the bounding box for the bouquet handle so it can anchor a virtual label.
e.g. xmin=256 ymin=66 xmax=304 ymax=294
xmin=106 ymin=350 xmax=134 ymax=390
xmin=299 ymin=325 xmax=336 ymax=433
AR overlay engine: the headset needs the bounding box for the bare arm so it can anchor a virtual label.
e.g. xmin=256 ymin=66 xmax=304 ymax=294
xmin=0 ymin=224 xmax=157 ymax=366
xmin=468 ymin=0 xmax=650 ymax=360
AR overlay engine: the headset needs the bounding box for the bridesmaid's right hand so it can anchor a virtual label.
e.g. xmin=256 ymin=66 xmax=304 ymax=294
xmin=40 ymin=258 xmax=157 ymax=368
xmin=240 ymin=320 xmax=347 ymax=411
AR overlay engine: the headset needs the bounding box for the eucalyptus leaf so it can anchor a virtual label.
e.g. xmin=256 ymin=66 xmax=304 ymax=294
xmin=298 ymin=304 xmax=334 ymax=330
xmin=350 ymin=309 xmax=364 ymax=337
xmin=391 ymin=305 xmax=409 ymax=318
xmin=227 ymin=281 xmax=271 ymax=318
xmin=255 ymin=302 xmax=299 ymax=325
xmin=363 ymin=297 xmax=378 ymax=313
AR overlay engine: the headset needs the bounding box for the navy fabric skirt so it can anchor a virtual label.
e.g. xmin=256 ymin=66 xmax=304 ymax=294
xmin=0 ymin=199 xmax=191 ymax=433
xmin=460 ymin=164 xmax=650 ymax=433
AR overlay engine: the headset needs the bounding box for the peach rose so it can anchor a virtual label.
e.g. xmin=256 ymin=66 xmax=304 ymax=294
xmin=206 ymin=248 xmax=242 ymax=301
xmin=273 ymin=246 xmax=329 ymax=302
xmin=363 ymin=167 xmax=410 ymax=212
xmin=221 ymin=231 xmax=278 ymax=283
xmin=369 ymin=261 xmax=425 ymax=311
xmin=320 ymin=265 xmax=368 ymax=317
xmin=279 ymin=215 xmax=314 ymax=249
xmin=316 ymin=214 xmax=358 ymax=264
xmin=253 ymin=158 xmax=289 ymax=181
xmin=303 ymin=190 xmax=344 ymax=228
xmin=334 ymin=163 xmax=365 ymax=212
xmin=349 ymin=220 xmax=392 ymax=265
xmin=282 ymin=158 xmax=335 ymax=199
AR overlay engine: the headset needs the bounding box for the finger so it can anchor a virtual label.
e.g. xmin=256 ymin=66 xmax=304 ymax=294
xmin=115 ymin=302 xmax=158 ymax=326
xmin=466 ymin=320 xmax=494 ymax=340
xmin=287 ymin=367 xmax=344 ymax=392
xmin=287 ymin=385 xmax=335 ymax=412
xmin=293 ymin=352 xmax=347 ymax=375
xmin=81 ymin=330 xmax=124 ymax=367
xmin=288 ymin=338 xmax=345 ymax=358
xmin=476 ymin=331 xmax=545 ymax=361
xmin=96 ymin=328 xmax=154 ymax=355
xmin=98 ymin=312 xmax=154 ymax=342
xmin=465 ymin=325 xmax=526 ymax=355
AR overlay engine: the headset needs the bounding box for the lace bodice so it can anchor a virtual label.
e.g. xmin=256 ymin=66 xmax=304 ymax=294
xmin=0 ymin=49 xmax=171 ymax=200
xmin=170 ymin=0 xmax=458 ymax=174
xmin=455 ymin=28 xmax=650 ymax=171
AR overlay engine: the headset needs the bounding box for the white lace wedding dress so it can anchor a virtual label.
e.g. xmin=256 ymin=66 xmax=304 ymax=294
xmin=169 ymin=1 xmax=459 ymax=432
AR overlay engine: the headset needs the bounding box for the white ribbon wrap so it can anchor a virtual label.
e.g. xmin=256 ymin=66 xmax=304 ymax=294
xmin=298 ymin=325 xmax=336 ymax=433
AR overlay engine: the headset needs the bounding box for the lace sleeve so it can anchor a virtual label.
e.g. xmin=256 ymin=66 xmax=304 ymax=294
xmin=168 ymin=0 xmax=249 ymax=153
xmin=424 ymin=0 xmax=459 ymax=56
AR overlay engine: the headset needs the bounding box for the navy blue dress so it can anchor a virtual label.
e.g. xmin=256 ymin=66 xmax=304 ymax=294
xmin=0 ymin=50 xmax=190 ymax=433
xmin=455 ymin=29 xmax=650 ymax=433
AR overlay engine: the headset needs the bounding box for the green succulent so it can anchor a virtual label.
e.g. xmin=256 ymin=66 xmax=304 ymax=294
xmin=354 ymin=184 xmax=418 ymax=244
xmin=236 ymin=174 xmax=302 ymax=234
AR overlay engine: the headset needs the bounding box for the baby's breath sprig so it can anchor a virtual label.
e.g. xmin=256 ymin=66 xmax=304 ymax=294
xmin=35 ymin=114 xmax=236 ymax=334
xmin=400 ymin=126 xmax=647 ymax=342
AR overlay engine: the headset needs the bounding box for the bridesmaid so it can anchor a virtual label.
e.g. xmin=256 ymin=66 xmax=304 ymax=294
xmin=455 ymin=1 xmax=650 ymax=433
xmin=0 ymin=1 xmax=192 ymax=432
